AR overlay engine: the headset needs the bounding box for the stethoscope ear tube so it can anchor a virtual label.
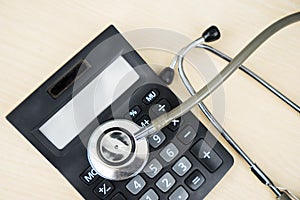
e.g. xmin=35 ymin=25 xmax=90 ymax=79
xmin=154 ymin=12 xmax=300 ymax=199
xmin=196 ymin=44 xmax=300 ymax=113
xmin=149 ymin=12 xmax=300 ymax=137
xmin=158 ymin=25 xmax=221 ymax=85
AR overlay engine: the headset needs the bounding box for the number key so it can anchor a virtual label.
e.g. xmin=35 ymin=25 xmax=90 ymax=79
xmin=126 ymin=175 xmax=146 ymax=195
xmin=148 ymin=131 xmax=166 ymax=148
xmin=160 ymin=143 xmax=179 ymax=162
xmin=139 ymin=189 xmax=159 ymax=200
xmin=172 ymin=156 xmax=192 ymax=176
xmin=156 ymin=172 xmax=176 ymax=192
xmin=143 ymin=158 xmax=163 ymax=178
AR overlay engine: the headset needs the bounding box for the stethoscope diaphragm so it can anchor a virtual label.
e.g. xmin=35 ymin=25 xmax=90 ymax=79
xmin=87 ymin=119 xmax=149 ymax=181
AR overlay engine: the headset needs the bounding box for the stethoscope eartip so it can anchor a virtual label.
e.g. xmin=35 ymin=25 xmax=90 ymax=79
xmin=202 ymin=25 xmax=221 ymax=43
xmin=159 ymin=67 xmax=174 ymax=85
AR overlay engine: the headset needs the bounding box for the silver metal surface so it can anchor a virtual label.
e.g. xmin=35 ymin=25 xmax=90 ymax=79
xmin=99 ymin=129 xmax=133 ymax=164
xmin=87 ymin=119 xmax=149 ymax=181
xmin=277 ymin=188 xmax=300 ymax=200
xmin=134 ymin=124 xmax=158 ymax=141
xmin=169 ymin=37 xmax=204 ymax=70
xmin=177 ymin=47 xmax=254 ymax=166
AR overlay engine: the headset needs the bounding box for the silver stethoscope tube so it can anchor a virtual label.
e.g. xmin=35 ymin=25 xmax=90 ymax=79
xmin=172 ymin=30 xmax=299 ymax=199
xmin=177 ymin=40 xmax=282 ymax=197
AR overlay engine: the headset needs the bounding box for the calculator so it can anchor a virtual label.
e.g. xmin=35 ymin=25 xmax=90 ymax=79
xmin=7 ymin=25 xmax=233 ymax=200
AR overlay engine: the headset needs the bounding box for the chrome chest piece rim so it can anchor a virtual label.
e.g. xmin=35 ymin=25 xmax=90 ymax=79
xmin=87 ymin=119 xmax=149 ymax=181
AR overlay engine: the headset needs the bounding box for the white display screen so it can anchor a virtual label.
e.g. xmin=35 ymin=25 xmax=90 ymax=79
xmin=39 ymin=57 xmax=140 ymax=149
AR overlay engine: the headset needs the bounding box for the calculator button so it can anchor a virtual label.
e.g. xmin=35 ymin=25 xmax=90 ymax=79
xmin=111 ymin=193 xmax=126 ymax=200
xmin=168 ymin=118 xmax=182 ymax=131
xmin=169 ymin=186 xmax=189 ymax=200
xmin=177 ymin=125 xmax=197 ymax=145
xmin=149 ymin=98 xmax=171 ymax=117
xmin=126 ymin=175 xmax=146 ymax=195
xmin=139 ymin=189 xmax=159 ymax=200
xmin=148 ymin=131 xmax=166 ymax=148
xmin=185 ymin=170 xmax=205 ymax=191
xmin=172 ymin=156 xmax=192 ymax=177
xmin=94 ymin=180 xmax=114 ymax=199
xmin=129 ymin=105 xmax=142 ymax=119
xmin=143 ymin=158 xmax=163 ymax=178
xmin=190 ymin=140 xmax=223 ymax=172
xmin=80 ymin=166 xmax=99 ymax=185
xmin=160 ymin=143 xmax=179 ymax=162
xmin=142 ymin=89 xmax=159 ymax=105
xmin=136 ymin=115 xmax=151 ymax=128
xmin=156 ymin=172 xmax=176 ymax=192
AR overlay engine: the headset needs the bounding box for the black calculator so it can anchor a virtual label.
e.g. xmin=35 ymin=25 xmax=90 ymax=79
xmin=7 ymin=25 xmax=233 ymax=200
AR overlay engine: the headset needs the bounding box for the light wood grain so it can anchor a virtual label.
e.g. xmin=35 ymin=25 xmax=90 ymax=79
xmin=1 ymin=1 xmax=300 ymax=199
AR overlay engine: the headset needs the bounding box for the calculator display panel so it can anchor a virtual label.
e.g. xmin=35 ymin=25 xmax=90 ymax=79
xmin=40 ymin=56 xmax=139 ymax=149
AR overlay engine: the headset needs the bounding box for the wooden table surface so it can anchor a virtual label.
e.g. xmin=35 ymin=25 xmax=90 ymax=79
xmin=1 ymin=1 xmax=300 ymax=199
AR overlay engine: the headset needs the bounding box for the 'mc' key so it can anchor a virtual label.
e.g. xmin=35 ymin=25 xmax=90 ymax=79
xmin=80 ymin=166 xmax=100 ymax=185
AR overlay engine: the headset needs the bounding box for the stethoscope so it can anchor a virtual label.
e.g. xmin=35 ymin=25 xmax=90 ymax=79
xmin=87 ymin=12 xmax=300 ymax=200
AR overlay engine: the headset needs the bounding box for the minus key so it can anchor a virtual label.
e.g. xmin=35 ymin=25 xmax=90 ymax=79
xmin=177 ymin=125 xmax=197 ymax=145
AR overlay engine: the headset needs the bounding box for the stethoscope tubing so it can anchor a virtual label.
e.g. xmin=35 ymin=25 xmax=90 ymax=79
xmin=176 ymin=38 xmax=300 ymax=200
xmin=177 ymin=43 xmax=283 ymax=197
xmin=197 ymin=44 xmax=300 ymax=113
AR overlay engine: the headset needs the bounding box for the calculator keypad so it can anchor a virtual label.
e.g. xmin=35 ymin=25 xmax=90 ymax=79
xmin=129 ymin=105 xmax=142 ymax=119
xmin=80 ymin=166 xmax=100 ymax=185
xmin=191 ymin=139 xmax=223 ymax=172
xmin=160 ymin=143 xmax=179 ymax=162
xmin=139 ymin=189 xmax=159 ymax=200
xmin=148 ymin=131 xmax=166 ymax=148
xmin=172 ymin=156 xmax=192 ymax=177
xmin=156 ymin=172 xmax=176 ymax=192
xmin=126 ymin=175 xmax=146 ymax=195
xmin=143 ymin=158 xmax=163 ymax=178
xmin=94 ymin=180 xmax=114 ymax=199
xmin=177 ymin=125 xmax=197 ymax=145
xmin=185 ymin=170 xmax=205 ymax=191
xmin=81 ymin=83 xmax=233 ymax=200
xmin=142 ymin=88 xmax=160 ymax=104
xmin=149 ymin=98 xmax=171 ymax=118
xmin=168 ymin=118 xmax=182 ymax=131
xmin=136 ymin=115 xmax=151 ymax=128
xmin=169 ymin=186 xmax=189 ymax=200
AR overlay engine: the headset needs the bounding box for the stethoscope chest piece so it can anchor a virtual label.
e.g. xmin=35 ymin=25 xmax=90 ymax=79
xmin=87 ymin=119 xmax=149 ymax=181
